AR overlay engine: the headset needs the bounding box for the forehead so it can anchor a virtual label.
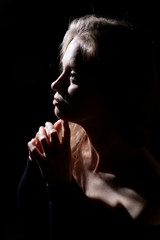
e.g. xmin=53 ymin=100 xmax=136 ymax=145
xmin=62 ymin=38 xmax=82 ymax=70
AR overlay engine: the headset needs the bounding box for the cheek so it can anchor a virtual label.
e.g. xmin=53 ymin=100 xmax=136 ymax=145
xmin=68 ymin=85 xmax=90 ymax=107
xmin=68 ymin=85 xmax=88 ymax=105
xmin=68 ymin=84 xmax=79 ymax=97
xmin=67 ymin=85 xmax=90 ymax=115
xmin=68 ymin=85 xmax=100 ymax=115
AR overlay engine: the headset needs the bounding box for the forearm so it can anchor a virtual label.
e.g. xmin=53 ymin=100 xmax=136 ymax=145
xmin=17 ymin=158 xmax=48 ymax=206
xmin=17 ymin=158 xmax=49 ymax=240
xmin=47 ymin=177 xmax=89 ymax=239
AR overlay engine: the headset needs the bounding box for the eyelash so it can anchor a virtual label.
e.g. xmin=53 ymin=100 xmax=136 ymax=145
xmin=69 ymin=72 xmax=78 ymax=83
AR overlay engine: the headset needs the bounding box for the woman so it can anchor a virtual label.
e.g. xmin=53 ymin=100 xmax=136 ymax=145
xmin=18 ymin=14 xmax=160 ymax=239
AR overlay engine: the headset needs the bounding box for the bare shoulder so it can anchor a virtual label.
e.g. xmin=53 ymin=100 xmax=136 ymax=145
xmin=137 ymin=194 xmax=160 ymax=225
xmin=135 ymin=148 xmax=160 ymax=225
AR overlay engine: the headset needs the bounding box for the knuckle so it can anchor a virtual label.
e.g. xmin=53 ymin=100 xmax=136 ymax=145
xmin=28 ymin=144 xmax=36 ymax=152
xmin=28 ymin=138 xmax=35 ymax=148
xmin=47 ymin=126 xmax=57 ymax=138
xmin=37 ymin=132 xmax=47 ymax=143
xmin=50 ymin=128 xmax=57 ymax=136
xmin=45 ymin=121 xmax=52 ymax=126
xmin=39 ymin=135 xmax=46 ymax=142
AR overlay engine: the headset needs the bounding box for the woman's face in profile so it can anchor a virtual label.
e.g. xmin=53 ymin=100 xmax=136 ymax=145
xmin=51 ymin=37 xmax=104 ymax=124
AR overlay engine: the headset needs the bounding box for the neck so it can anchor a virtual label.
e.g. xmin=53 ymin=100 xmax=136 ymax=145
xmin=80 ymin=117 xmax=139 ymax=174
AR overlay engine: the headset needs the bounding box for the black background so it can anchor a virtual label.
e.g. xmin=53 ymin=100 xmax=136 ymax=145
xmin=1 ymin=0 xmax=160 ymax=239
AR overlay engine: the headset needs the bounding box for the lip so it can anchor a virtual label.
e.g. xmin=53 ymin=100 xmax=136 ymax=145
xmin=53 ymin=98 xmax=59 ymax=105
xmin=53 ymin=97 xmax=64 ymax=106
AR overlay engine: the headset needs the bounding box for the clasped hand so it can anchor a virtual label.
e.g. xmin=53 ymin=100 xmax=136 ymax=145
xmin=28 ymin=120 xmax=72 ymax=185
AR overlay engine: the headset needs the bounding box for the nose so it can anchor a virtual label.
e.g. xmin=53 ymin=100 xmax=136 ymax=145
xmin=51 ymin=72 xmax=67 ymax=93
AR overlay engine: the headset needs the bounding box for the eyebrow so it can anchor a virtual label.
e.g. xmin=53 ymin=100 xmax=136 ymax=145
xmin=62 ymin=59 xmax=78 ymax=73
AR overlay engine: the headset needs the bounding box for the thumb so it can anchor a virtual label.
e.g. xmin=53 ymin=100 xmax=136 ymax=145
xmin=54 ymin=119 xmax=63 ymax=142
xmin=61 ymin=120 xmax=71 ymax=148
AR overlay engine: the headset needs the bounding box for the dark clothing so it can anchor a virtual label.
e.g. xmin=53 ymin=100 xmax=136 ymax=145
xmin=17 ymin=159 xmax=160 ymax=240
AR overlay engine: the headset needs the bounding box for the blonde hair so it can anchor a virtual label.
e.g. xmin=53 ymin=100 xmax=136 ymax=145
xmin=59 ymin=15 xmax=126 ymax=67
xmin=59 ymin=14 xmax=158 ymax=162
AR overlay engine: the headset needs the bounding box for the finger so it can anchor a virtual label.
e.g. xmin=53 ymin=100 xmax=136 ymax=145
xmin=28 ymin=139 xmax=44 ymax=163
xmin=54 ymin=119 xmax=62 ymax=132
xmin=35 ymin=133 xmax=43 ymax=153
xmin=28 ymin=139 xmax=46 ymax=179
xmin=61 ymin=120 xmax=70 ymax=147
xmin=54 ymin=120 xmax=63 ymax=142
xmin=45 ymin=122 xmax=61 ymax=149
xmin=37 ymin=126 xmax=50 ymax=154
xmin=45 ymin=120 xmax=62 ymax=140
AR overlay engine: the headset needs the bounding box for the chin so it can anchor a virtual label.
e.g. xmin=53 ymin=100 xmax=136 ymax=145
xmin=54 ymin=106 xmax=81 ymax=123
xmin=54 ymin=107 xmax=69 ymax=121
